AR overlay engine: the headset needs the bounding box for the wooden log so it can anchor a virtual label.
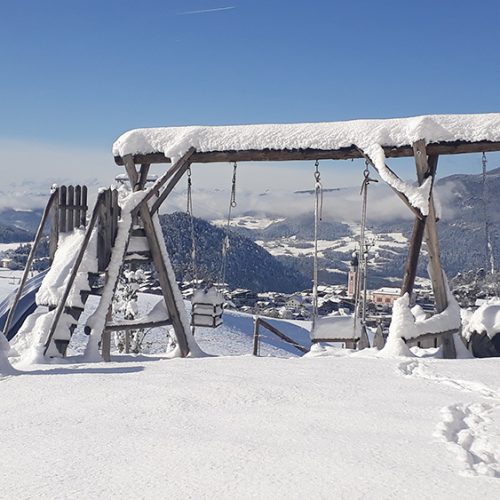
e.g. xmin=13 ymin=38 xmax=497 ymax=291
xmin=43 ymin=192 xmax=105 ymax=356
xmin=3 ymin=188 xmax=59 ymax=338
xmin=66 ymin=185 xmax=75 ymax=232
xmin=114 ymin=140 xmax=500 ymax=166
xmin=59 ymin=185 xmax=67 ymax=233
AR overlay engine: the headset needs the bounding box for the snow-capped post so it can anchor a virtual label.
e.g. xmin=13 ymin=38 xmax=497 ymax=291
xmin=412 ymin=139 xmax=456 ymax=358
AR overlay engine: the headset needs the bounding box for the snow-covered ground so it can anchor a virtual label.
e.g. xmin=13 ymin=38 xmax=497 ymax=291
xmin=1 ymin=281 xmax=500 ymax=498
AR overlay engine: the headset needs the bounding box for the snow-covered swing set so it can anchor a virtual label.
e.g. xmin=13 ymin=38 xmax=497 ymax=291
xmin=4 ymin=113 xmax=500 ymax=362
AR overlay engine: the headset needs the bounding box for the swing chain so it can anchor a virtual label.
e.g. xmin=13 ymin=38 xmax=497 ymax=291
xmin=314 ymin=160 xmax=323 ymax=221
xmin=482 ymin=152 xmax=487 ymax=170
xmin=230 ymin=162 xmax=238 ymax=208
xmin=186 ymin=167 xmax=193 ymax=214
xmin=186 ymin=166 xmax=197 ymax=282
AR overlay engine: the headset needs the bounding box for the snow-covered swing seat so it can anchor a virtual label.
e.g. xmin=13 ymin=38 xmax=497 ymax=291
xmin=311 ymin=315 xmax=364 ymax=349
xmin=191 ymin=287 xmax=224 ymax=328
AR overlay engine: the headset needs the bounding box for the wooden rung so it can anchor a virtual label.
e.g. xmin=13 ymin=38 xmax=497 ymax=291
xmin=104 ymin=318 xmax=171 ymax=332
xmin=131 ymin=227 xmax=146 ymax=237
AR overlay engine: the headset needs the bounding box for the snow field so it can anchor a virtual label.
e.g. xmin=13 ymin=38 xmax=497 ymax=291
xmin=1 ymin=355 xmax=499 ymax=499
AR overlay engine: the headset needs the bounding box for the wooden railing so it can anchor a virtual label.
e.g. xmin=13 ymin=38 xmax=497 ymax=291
xmin=252 ymin=316 xmax=308 ymax=356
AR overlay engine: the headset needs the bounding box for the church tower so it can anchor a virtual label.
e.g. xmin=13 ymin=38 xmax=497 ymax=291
xmin=347 ymin=252 xmax=359 ymax=299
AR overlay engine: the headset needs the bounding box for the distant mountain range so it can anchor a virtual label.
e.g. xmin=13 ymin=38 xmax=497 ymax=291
xmin=1 ymin=167 xmax=500 ymax=292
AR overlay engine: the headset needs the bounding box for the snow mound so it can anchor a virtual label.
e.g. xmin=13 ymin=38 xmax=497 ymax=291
xmin=463 ymin=300 xmax=500 ymax=341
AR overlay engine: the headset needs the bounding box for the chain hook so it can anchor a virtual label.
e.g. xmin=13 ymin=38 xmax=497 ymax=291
xmin=314 ymin=159 xmax=321 ymax=182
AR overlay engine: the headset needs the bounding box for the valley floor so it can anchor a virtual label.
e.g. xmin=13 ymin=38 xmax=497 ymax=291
xmin=1 ymin=352 xmax=499 ymax=499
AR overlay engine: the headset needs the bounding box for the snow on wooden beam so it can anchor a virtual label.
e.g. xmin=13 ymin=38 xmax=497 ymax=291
xmin=114 ymin=140 xmax=500 ymax=166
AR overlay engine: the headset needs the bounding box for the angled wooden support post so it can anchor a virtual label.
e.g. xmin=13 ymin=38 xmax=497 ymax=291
xmin=412 ymin=140 xmax=456 ymax=358
xmin=3 ymin=187 xmax=59 ymax=338
xmin=123 ymin=153 xmax=193 ymax=357
xmin=400 ymin=141 xmax=439 ymax=298
xmin=356 ymin=147 xmax=424 ymax=221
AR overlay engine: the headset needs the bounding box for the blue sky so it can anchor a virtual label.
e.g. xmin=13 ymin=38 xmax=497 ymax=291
xmin=1 ymin=0 xmax=499 ymax=193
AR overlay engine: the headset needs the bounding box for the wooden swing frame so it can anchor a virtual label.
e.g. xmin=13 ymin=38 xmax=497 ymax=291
xmin=115 ymin=137 xmax=500 ymax=359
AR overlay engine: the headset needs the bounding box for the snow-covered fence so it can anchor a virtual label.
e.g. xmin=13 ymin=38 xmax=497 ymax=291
xmin=50 ymin=185 xmax=88 ymax=260
xmin=253 ymin=316 xmax=308 ymax=355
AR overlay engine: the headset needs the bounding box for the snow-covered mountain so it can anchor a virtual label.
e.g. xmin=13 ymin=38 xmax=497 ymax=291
xmin=212 ymin=168 xmax=500 ymax=288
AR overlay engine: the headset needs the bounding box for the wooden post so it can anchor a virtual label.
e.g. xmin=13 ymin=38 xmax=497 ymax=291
xmin=74 ymin=185 xmax=81 ymax=229
xmin=253 ymin=317 xmax=260 ymax=356
xmin=101 ymin=308 xmax=112 ymax=362
xmin=67 ymin=186 xmax=75 ymax=232
xmin=49 ymin=187 xmax=60 ymax=261
xmin=80 ymin=186 xmax=88 ymax=227
xmin=59 ymin=186 xmax=67 ymax=233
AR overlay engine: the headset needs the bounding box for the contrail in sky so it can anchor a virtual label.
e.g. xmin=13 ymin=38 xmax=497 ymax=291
xmin=177 ymin=6 xmax=235 ymax=15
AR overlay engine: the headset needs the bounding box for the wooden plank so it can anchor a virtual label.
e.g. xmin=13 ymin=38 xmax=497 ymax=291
xmin=114 ymin=140 xmax=500 ymax=166
xmin=59 ymin=185 xmax=67 ymax=233
xmin=43 ymin=192 xmax=105 ymax=356
xmin=81 ymin=185 xmax=88 ymax=227
xmin=104 ymin=319 xmax=172 ymax=332
xmin=49 ymin=187 xmax=59 ymax=261
xmin=66 ymin=185 xmax=75 ymax=232
xmin=111 ymin=188 xmax=119 ymax=242
xmin=3 ymin=188 xmax=59 ymax=338
xmin=74 ymin=185 xmax=81 ymax=229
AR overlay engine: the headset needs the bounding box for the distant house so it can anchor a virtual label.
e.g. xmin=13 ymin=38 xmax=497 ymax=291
xmin=318 ymin=298 xmax=340 ymax=316
xmin=286 ymin=294 xmax=306 ymax=310
xmin=371 ymin=287 xmax=400 ymax=309
xmin=229 ymin=289 xmax=258 ymax=307
xmin=0 ymin=258 xmax=13 ymax=269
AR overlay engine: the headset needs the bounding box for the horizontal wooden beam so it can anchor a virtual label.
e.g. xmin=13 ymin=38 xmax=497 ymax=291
xmin=114 ymin=140 xmax=500 ymax=166
xmin=104 ymin=319 xmax=172 ymax=332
